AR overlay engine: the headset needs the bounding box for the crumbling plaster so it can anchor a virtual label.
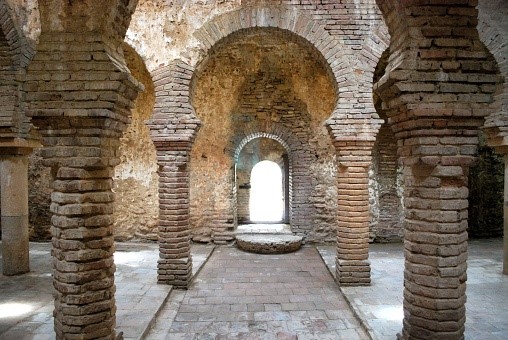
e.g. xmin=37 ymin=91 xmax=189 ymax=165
xmin=126 ymin=0 xmax=243 ymax=71
xmin=4 ymin=0 xmax=39 ymax=44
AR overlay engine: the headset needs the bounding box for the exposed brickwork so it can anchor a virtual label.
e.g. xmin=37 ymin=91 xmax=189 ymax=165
xmin=189 ymin=27 xmax=338 ymax=243
xmin=375 ymin=0 xmax=503 ymax=338
xmin=229 ymin=68 xmax=328 ymax=237
xmin=371 ymin=123 xmax=403 ymax=242
xmin=24 ymin=29 xmax=140 ymax=339
xmin=146 ymin=61 xmax=200 ymax=287
xmin=232 ymin=131 xmax=296 ymax=228
xmin=478 ymin=0 xmax=508 ymax=152
xmin=147 ymin=61 xmax=200 ymax=148
xmin=0 ymin=0 xmax=39 ymax=281
xmin=3 ymin=2 xmax=508 ymax=339
xmin=239 ymin=0 xmax=386 ymax=50
xmin=113 ymin=43 xmax=158 ymax=241
xmin=37 ymin=0 xmax=138 ymax=47
xmin=235 ymin=138 xmax=287 ymax=224
xmin=335 ymin=140 xmax=373 ymax=285
xmin=155 ymin=149 xmax=193 ymax=287
xmin=0 ymin=0 xmax=35 ymax=141
xmin=173 ymin=4 xmax=383 ymax=285
xmin=194 ymin=6 xmax=382 ymax=138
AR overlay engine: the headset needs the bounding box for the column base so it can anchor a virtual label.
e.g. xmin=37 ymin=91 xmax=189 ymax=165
xmin=335 ymin=259 xmax=371 ymax=286
xmin=158 ymin=257 xmax=192 ymax=288
xmin=401 ymin=320 xmax=465 ymax=340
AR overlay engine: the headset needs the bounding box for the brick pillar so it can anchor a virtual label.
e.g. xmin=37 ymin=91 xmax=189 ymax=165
xmin=156 ymin=147 xmax=192 ymax=287
xmin=147 ymin=61 xmax=201 ymax=288
xmin=24 ymin=32 xmax=140 ymax=339
xmin=399 ymin=138 xmax=476 ymax=339
xmin=505 ymin=155 xmax=508 ymax=275
xmin=334 ymin=141 xmax=373 ymax=286
xmin=42 ymin=133 xmax=121 ymax=339
xmin=0 ymin=151 xmax=30 ymax=275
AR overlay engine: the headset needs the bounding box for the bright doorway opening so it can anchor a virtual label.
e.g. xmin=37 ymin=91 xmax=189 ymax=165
xmin=249 ymin=160 xmax=284 ymax=222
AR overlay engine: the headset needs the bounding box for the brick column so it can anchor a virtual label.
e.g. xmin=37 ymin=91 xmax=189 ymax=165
xmin=0 ymin=151 xmax=30 ymax=275
xmin=399 ymin=141 xmax=476 ymax=339
xmin=42 ymin=133 xmax=122 ymax=339
xmin=156 ymin=147 xmax=192 ymax=287
xmin=334 ymin=141 xmax=374 ymax=286
xmin=24 ymin=32 xmax=140 ymax=339
xmin=147 ymin=61 xmax=200 ymax=288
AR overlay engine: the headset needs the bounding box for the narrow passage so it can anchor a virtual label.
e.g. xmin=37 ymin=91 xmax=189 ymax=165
xmin=147 ymin=246 xmax=368 ymax=339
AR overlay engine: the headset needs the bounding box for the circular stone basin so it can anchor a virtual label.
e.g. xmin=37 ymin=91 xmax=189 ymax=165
xmin=236 ymin=234 xmax=303 ymax=254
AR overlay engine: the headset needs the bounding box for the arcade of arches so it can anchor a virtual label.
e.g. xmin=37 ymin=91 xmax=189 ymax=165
xmin=0 ymin=0 xmax=506 ymax=339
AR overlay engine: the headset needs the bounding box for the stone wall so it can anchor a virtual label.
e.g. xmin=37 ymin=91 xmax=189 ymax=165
xmin=3 ymin=0 xmax=40 ymax=46
xmin=27 ymin=151 xmax=51 ymax=240
xmin=370 ymin=123 xmax=403 ymax=242
xmin=468 ymin=132 xmax=504 ymax=238
xmin=25 ymin=43 xmax=158 ymax=242
xmin=22 ymin=0 xmax=505 ymax=245
xmin=127 ymin=0 xmax=385 ymax=70
xmin=112 ymin=43 xmax=158 ymax=241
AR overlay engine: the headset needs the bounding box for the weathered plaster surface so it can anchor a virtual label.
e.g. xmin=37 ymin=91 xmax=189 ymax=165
xmin=126 ymin=0 xmax=242 ymax=71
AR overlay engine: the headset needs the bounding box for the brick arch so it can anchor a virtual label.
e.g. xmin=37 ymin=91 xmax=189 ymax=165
xmin=192 ymin=6 xmax=381 ymax=140
xmin=0 ymin=0 xmax=35 ymax=70
xmin=231 ymin=126 xmax=312 ymax=231
xmin=0 ymin=0 xmax=36 ymax=140
xmin=232 ymin=130 xmax=296 ymax=163
xmin=477 ymin=0 xmax=508 ymax=151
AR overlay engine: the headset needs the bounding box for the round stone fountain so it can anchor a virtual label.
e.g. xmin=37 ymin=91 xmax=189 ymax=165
xmin=236 ymin=234 xmax=303 ymax=254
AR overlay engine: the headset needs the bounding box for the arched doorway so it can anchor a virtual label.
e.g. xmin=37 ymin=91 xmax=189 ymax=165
xmin=249 ymin=160 xmax=284 ymax=222
xmin=235 ymin=137 xmax=290 ymax=225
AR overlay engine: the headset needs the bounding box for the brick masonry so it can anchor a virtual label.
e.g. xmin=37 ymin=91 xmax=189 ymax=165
xmin=146 ymin=61 xmax=200 ymax=287
xmin=159 ymin=4 xmax=384 ymax=287
xmin=0 ymin=0 xmax=35 ymax=141
xmin=23 ymin=19 xmax=141 ymax=340
xmin=375 ymin=0 xmax=504 ymax=338
xmin=0 ymin=1 xmax=507 ymax=339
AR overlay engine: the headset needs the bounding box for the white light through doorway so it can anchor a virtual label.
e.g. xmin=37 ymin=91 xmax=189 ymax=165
xmin=249 ymin=160 xmax=283 ymax=222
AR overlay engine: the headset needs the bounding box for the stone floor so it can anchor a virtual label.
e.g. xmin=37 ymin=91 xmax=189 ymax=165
xmin=146 ymin=246 xmax=367 ymax=340
xmin=0 ymin=239 xmax=507 ymax=339
xmin=0 ymin=241 xmax=214 ymax=340
xmin=317 ymin=238 xmax=508 ymax=340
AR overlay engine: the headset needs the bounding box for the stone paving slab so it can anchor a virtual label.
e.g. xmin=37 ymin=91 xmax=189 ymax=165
xmin=0 ymin=241 xmax=214 ymax=340
xmin=317 ymin=238 xmax=508 ymax=340
xmin=145 ymin=246 xmax=369 ymax=339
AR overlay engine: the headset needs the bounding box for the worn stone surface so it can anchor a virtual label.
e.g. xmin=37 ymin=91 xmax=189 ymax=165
xmin=4 ymin=0 xmax=40 ymax=45
xmin=112 ymin=43 xmax=158 ymax=242
xmin=23 ymin=0 xmax=142 ymax=332
xmin=27 ymin=151 xmax=51 ymax=240
xmin=236 ymin=234 xmax=303 ymax=254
